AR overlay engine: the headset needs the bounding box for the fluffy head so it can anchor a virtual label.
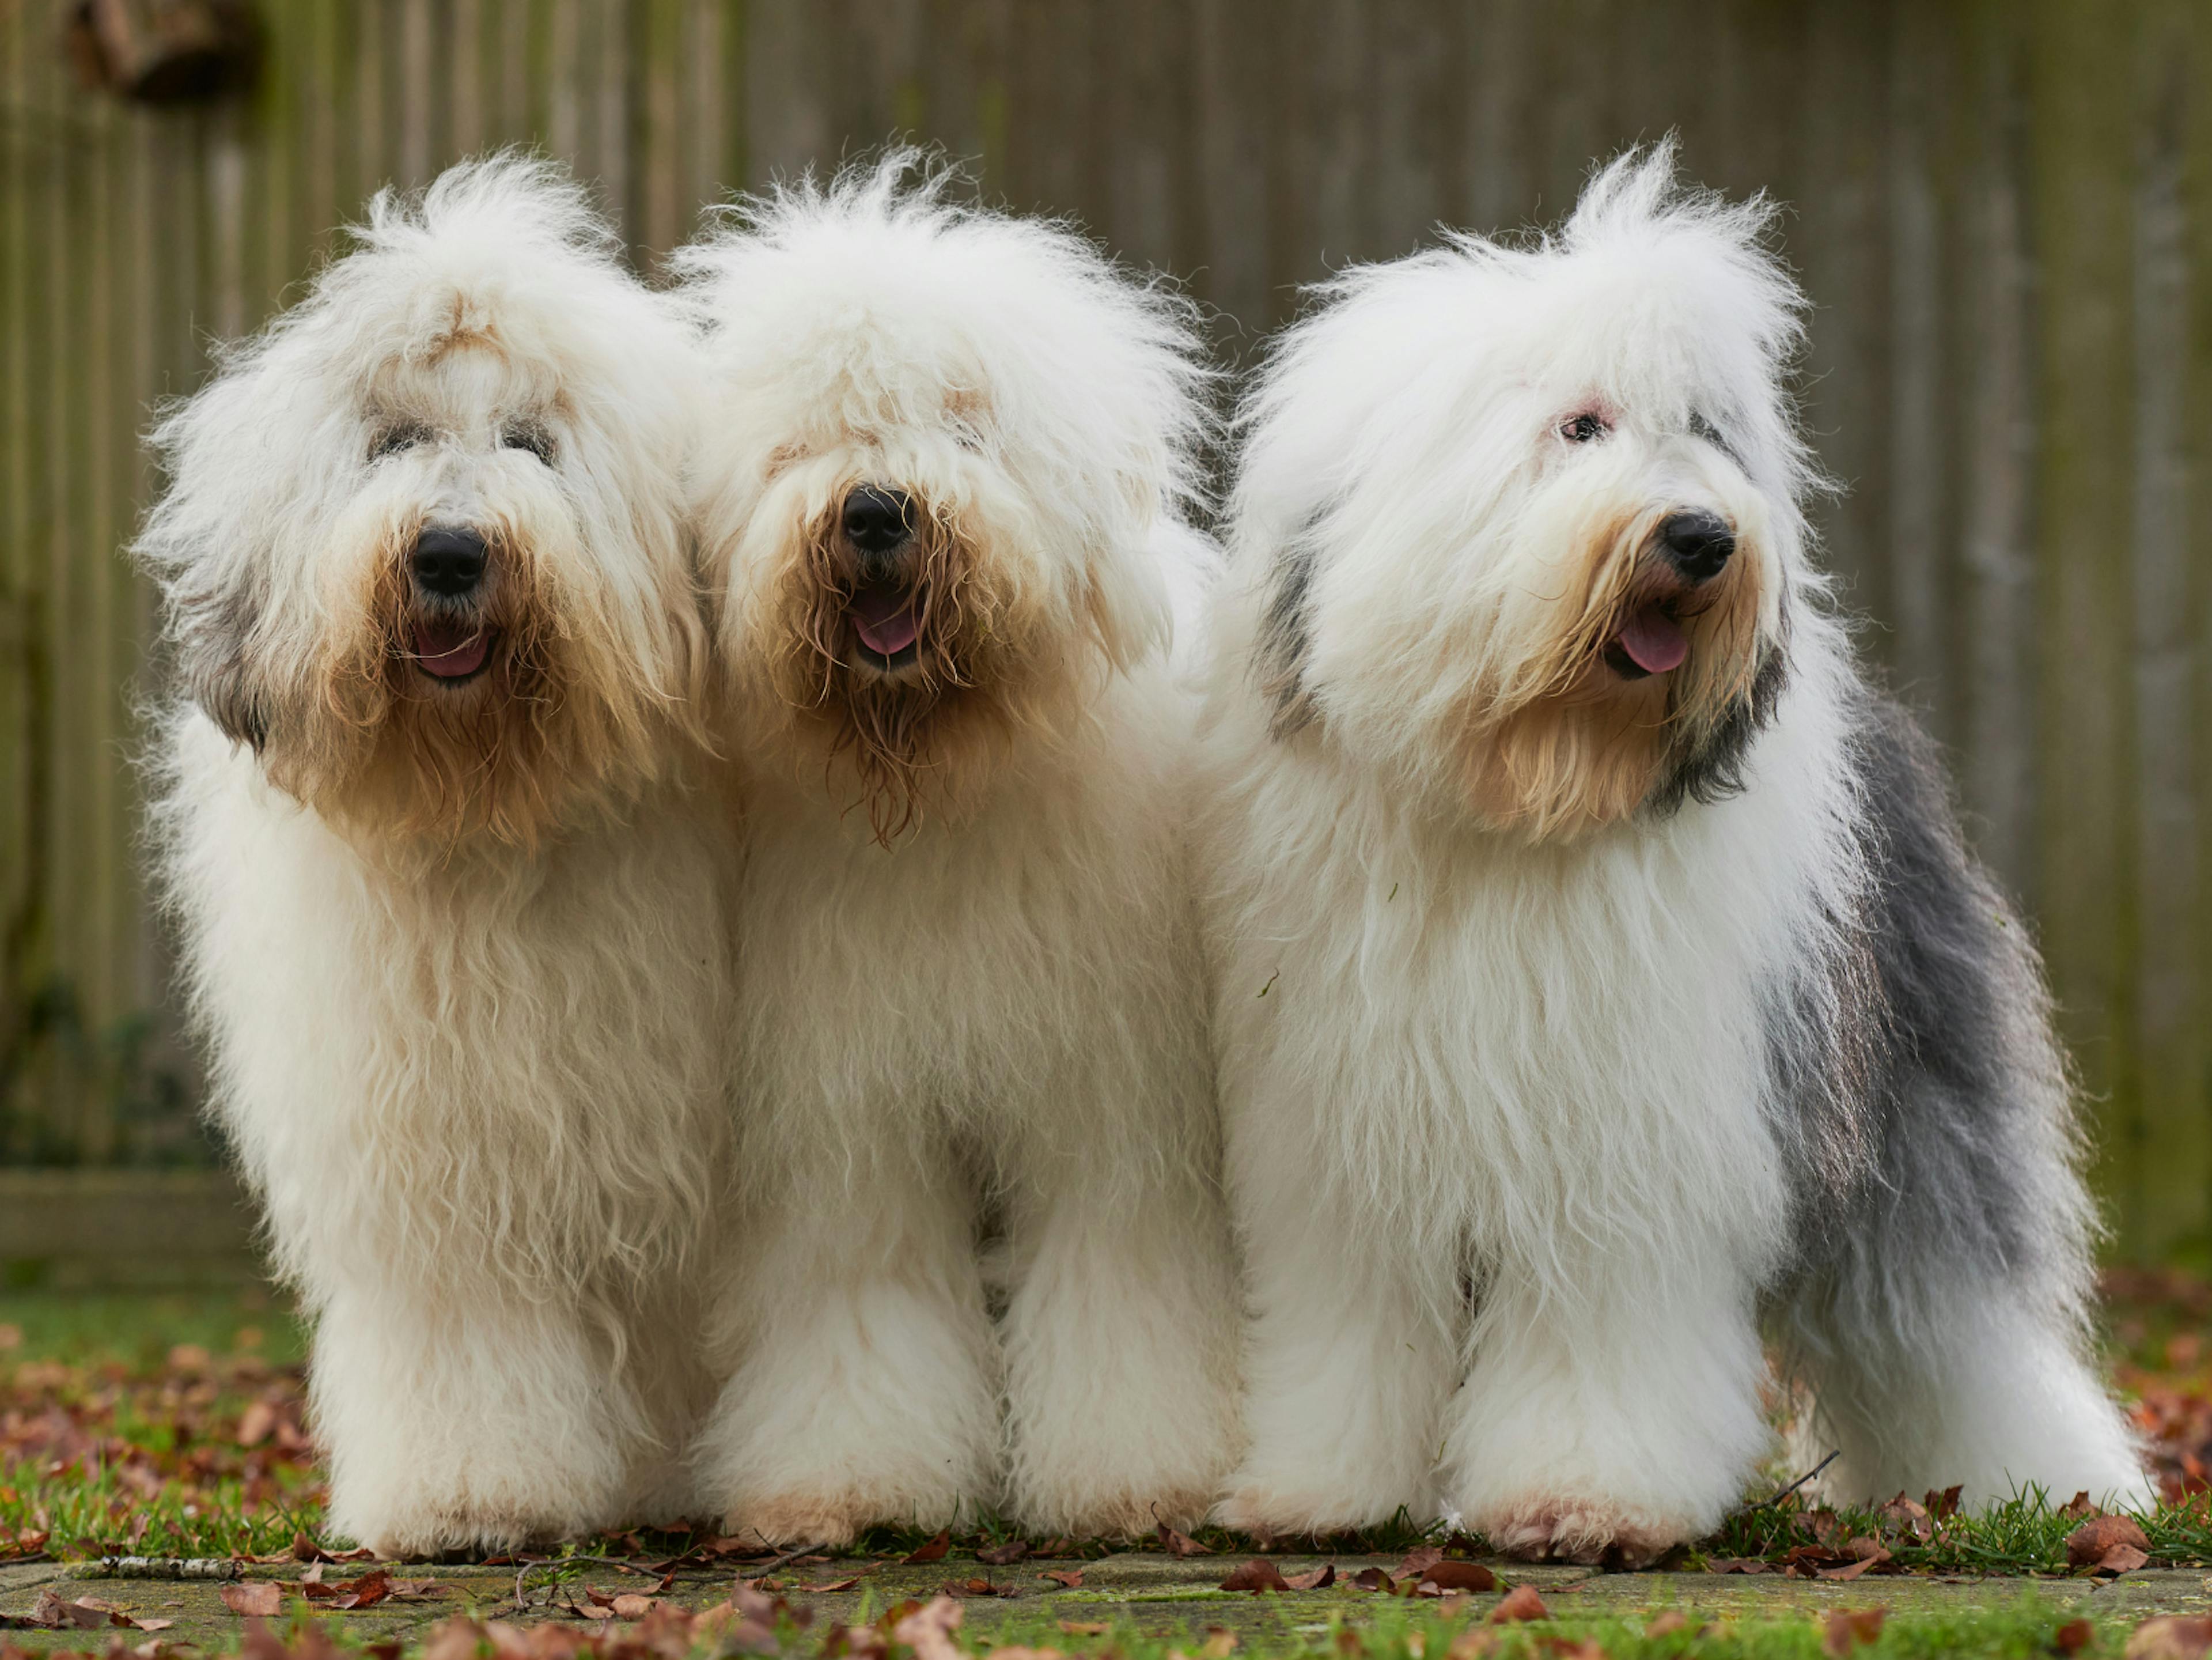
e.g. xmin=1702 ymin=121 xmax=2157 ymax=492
xmin=138 ymin=154 xmax=706 ymax=852
xmin=676 ymin=153 xmax=1208 ymax=841
xmin=1230 ymin=141 xmax=1819 ymax=841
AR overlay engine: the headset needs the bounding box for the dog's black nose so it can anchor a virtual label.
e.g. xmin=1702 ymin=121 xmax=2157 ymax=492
xmin=842 ymin=486 xmax=914 ymax=559
xmin=1659 ymin=511 xmax=1735 ymax=582
xmin=410 ymin=526 xmax=488 ymax=598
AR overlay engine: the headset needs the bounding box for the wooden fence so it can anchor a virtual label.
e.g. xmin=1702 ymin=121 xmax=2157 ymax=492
xmin=2 ymin=0 xmax=2210 ymax=1258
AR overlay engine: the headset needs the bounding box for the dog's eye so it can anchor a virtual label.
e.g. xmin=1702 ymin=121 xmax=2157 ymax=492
xmin=369 ymin=421 xmax=430 ymax=461
xmin=1560 ymin=412 xmax=1609 ymax=444
xmin=501 ymin=422 xmax=555 ymax=466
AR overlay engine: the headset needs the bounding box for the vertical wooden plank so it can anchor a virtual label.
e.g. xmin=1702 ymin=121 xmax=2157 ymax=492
xmin=745 ymin=0 xmax=828 ymax=188
xmin=1191 ymin=0 xmax=1278 ymax=351
xmin=1370 ymin=0 xmax=1461 ymax=257
xmin=1885 ymin=0 xmax=1958 ymax=740
xmin=1462 ymin=0 xmax=1536 ymax=238
xmin=1793 ymin=1 xmax=1891 ymax=629
xmin=1957 ymin=7 xmax=2039 ymax=907
xmin=681 ymin=0 xmax=725 ymax=223
xmin=637 ymin=0 xmax=684 ymax=263
xmin=2031 ymin=0 xmax=2139 ymax=1244
xmin=2128 ymin=1 xmax=2203 ymax=1259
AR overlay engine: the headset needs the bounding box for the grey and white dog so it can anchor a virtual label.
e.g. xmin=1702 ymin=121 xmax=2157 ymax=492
xmin=1195 ymin=145 xmax=2152 ymax=1563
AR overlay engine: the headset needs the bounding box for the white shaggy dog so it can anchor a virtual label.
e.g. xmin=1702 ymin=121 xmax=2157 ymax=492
xmin=675 ymin=157 xmax=1239 ymax=1545
xmin=139 ymin=157 xmax=731 ymax=1556
xmin=1196 ymin=145 xmax=2151 ymax=1564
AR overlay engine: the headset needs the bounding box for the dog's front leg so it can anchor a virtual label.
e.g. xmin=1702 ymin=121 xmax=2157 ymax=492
xmin=1211 ymin=1144 xmax=1461 ymax=1535
xmin=1441 ymin=1247 xmax=1771 ymax=1565
xmin=312 ymin=1273 xmax=631 ymax=1559
xmin=690 ymin=1141 xmax=999 ymax=1547
xmin=998 ymin=1106 xmax=1241 ymax=1539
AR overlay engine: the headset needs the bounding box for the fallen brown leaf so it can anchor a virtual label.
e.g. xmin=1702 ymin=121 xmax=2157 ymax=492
xmin=978 ymin=1540 xmax=1031 ymax=1567
xmin=1039 ymin=1569 xmax=1084 ymax=1589
xmin=2070 ymin=1516 xmax=2152 ymax=1574
xmin=1395 ymin=1546 xmax=1444 ymax=1581
xmin=1350 ymin=1568 xmax=1396 ymax=1593
xmin=2130 ymin=1616 xmax=2212 ymax=1660
xmin=1219 ymin=1560 xmax=1290 ymax=1594
xmin=903 ymin=1529 xmax=953 ymax=1566
xmin=1705 ymin=1557 xmax=1768 ymax=1574
xmin=1283 ymin=1563 xmax=1336 ymax=1591
xmin=2054 ymin=1618 xmax=2094 ymax=1655
xmin=1158 ymin=1521 xmax=1213 ymax=1558
xmin=1817 ymin=1545 xmax=1893 ymax=1583
xmin=1925 ymin=1485 xmax=1964 ymax=1521
xmin=801 ymin=1577 xmax=864 ymax=1593
xmin=2062 ymin=1492 xmax=2098 ymax=1521
xmin=1490 ymin=1586 xmax=1548 ymax=1624
xmin=941 ymin=1578 xmax=1016 ymax=1600
xmin=221 ymin=1582 xmax=286 ymax=1617
xmin=1824 ymin=1609 xmax=1888 ymax=1658
xmin=893 ymin=1594 xmax=965 ymax=1660
xmin=1419 ymin=1561 xmax=1498 ymax=1594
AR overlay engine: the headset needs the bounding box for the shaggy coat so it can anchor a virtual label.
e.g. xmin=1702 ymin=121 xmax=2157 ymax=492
xmin=141 ymin=158 xmax=732 ymax=1556
xmin=675 ymin=158 xmax=1239 ymax=1544
xmin=1196 ymin=145 xmax=2150 ymax=1563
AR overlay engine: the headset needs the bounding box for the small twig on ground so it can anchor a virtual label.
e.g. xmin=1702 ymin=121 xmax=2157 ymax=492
xmin=738 ymin=1540 xmax=831 ymax=1580
xmin=1760 ymin=1450 xmax=1841 ymax=1509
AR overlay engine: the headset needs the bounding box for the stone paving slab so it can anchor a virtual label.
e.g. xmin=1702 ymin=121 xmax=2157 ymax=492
xmin=7 ymin=1553 xmax=2212 ymax=1652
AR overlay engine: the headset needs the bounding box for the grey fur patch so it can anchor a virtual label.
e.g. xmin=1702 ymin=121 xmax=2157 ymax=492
xmin=1253 ymin=527 xmax=1322 ymax=738
xmin=171 ymin=572 xmax=271 ymax=751
xmin=1645 ymin=637 xmax=1790 ymax=817
xmin=1767 ymin=686 xmax=2095 ymax=1345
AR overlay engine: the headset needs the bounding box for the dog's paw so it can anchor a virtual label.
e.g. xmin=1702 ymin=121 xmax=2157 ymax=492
xmin=722 ymin=1493 xmax=898 ymax=1550
xmin=1482 ymin=1496 xmax=1690 ymax=1568
xmin=1038 ymin=1486 xmax=1216 ymax=1543
xmin=362 ymin=1504 xmax=553 ymax=1562
xmin=1212 ymin=1480 xmax=1387 ymax=1538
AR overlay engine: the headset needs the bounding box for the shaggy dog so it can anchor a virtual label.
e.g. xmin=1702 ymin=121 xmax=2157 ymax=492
xmin=1195 ymin=145 xmax=2151 ymax=1564
xmin=139 ymin=157 xmax=730 ymax=1557
xmin=675 ymin=157 xmax=1238 ymax=1545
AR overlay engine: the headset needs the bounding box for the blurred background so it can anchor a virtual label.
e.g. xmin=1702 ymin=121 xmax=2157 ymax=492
xmin=0 ymin=0 xmax=2209 ymax=1280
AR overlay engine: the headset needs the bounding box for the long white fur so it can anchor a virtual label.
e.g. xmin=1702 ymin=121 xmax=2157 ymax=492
xmin=675 ymin=157 xmax=1239 ymax=1544
xmin=1195 ymin=146 xmax=2149 ymax=1559
xmin=141 ymin=157 xmax=733 ymax=1556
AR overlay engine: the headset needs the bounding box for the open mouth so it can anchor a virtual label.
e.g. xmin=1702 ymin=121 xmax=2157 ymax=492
xmin=411 ymin=618 xmax=497 ymax=682
xmin=849 ymin=583 xmax=921 ymax=670
xmin=1604 ymin=603 xmax=1688 ymax=680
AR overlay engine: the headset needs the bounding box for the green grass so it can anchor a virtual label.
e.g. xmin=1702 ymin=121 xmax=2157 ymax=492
xmin=0 ymin=1287 xmax=306 ymax=1371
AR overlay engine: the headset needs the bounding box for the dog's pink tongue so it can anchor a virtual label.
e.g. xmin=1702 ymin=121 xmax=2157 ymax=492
xmin=1616 ymin=606 xmax=1688 ymax=675
xmin=413 ymin=620 xmax=490 ymax=679
xmin=851 ymin=587 xmax=920 ymax=656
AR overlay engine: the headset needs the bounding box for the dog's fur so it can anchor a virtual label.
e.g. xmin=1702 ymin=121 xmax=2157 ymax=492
xmin=1194 ymin=143 xmax=2151 ymax=1563
xmin=675 ymin=156 xmax=1238 ymax=1545
xmin=140 ymin=157 xmax=732 ymax=1557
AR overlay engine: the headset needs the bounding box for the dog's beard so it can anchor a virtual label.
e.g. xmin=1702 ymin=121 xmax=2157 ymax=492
xmin=1462 ymin=513 xmax=1768 ymax=841
xmin=764 ymin=503 xmax=1047 ymax=845
xmin=263 ymin=534 xmax=645 ymax=853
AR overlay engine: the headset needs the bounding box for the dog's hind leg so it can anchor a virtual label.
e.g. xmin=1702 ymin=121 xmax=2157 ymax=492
xmin=690 ymin=1137 xmax=1000 ymax=1548
xmin=1776 ymin=694 xmax=2150 ymax=1511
